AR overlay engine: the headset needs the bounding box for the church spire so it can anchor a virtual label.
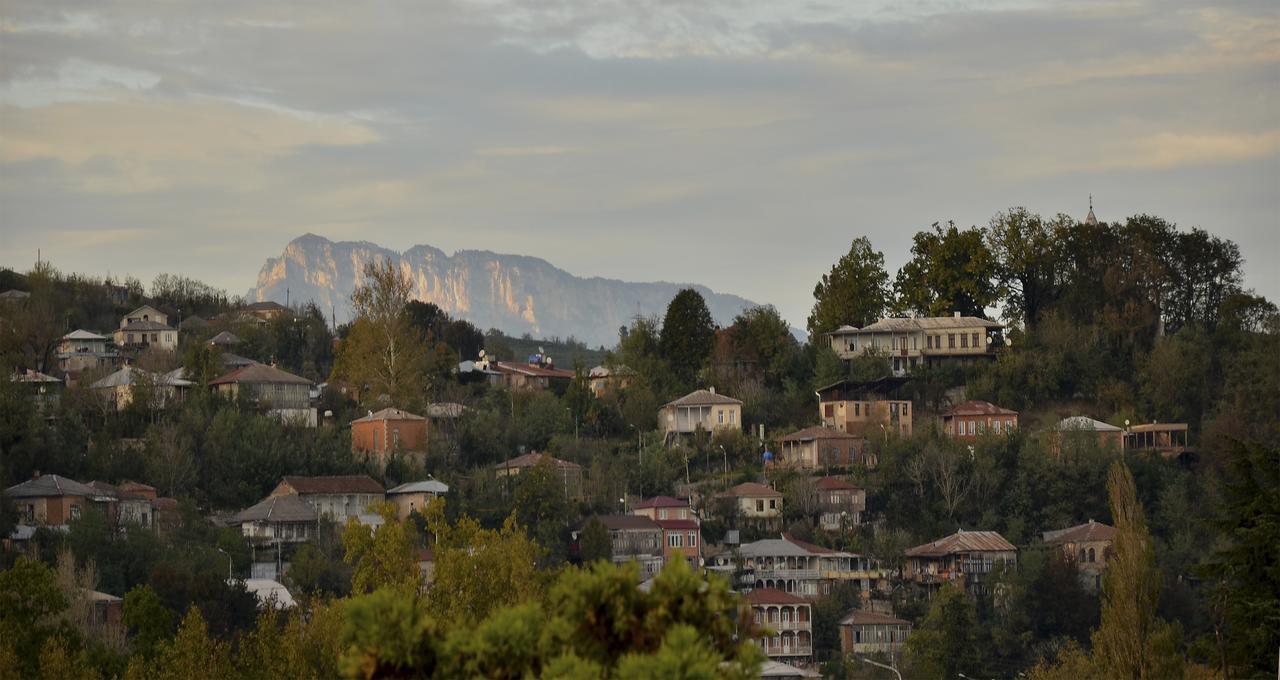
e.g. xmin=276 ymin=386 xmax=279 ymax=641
xmin=1084 ymin=194 xmax=1098 ymax=226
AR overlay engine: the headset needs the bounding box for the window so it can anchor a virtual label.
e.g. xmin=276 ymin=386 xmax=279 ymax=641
xmin=660 ymin=509 xmax=668 ymax=520
xmin=688 ymin=532 xmax=697 ymax=547
xmin=967 ymin=420 xmax=976 ymax=435
xmin=948 ymin=334 xmax=956 ymax=348
xmin=977 ymin=420 xmax=985 ymax=434
xmin=902 ymin=403 xmax=909 ymax=416
xmin=927 ymin=335 xmax=933 ymax=349
xmin=70 ymin=504 xmax=81 ymax=520
xmin=891 ymin=336 xmax=898 ymax=350
xmin=824 ymin=404 xmax=834 ymax=417
xmin=1079 ymin=548 xmax=1087 ymax=562
xmin=1088 ymin=548 xmax=1096 ymax=562
xmin=912 ymin=336 xmax=918 ymax=350
xmin=718 ymin=410 xmax=724 ymax=424
xmin=668 ymin=533 xmax=683 ymax=548
xmin=1007 ymin=418 xmax=1015 ymax=430
xmin=961 ymin=333 xmax=969 ymax=348
xmin=993 ymin=420 xmax=1002 ymax=434
xmin=972 ymin=332 xmax=980 ymax=347
xmin=854 ymin=402 xmax=861 ymax=417
xmin=392 ymin=429 xmax=400 ymax=449
xmin=756 ymin=500 xmax=764 ymax=512
xmin=729 ymin=411 xmax=735 ymax=425
xmin=769 ymin=499 xmax=777 ymax=510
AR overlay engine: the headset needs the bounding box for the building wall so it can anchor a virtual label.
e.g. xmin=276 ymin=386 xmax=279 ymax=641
xmin=13 ymin=496 xmax=83 ymax=525
xmin=352 ymin=418 xmax=429 ymax=455
xmin=388 ymin=491 xmax=441 ymax=520
xmin=820 ymin=399 xmax=912 ymax=438
xmin=736 ymin=495 xmax=782 ymax=518
xmin=839 ymin=622 xmax=911 ymax=656
xmin=943 ymin=413 xmax=1018 ymax=440
xmin=660 ymin=403 xmax=743 ymax=435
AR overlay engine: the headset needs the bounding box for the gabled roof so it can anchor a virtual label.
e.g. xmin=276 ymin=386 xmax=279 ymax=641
xmin=663 ymin=389 xmax=742 ymax=408
xmin=722 ymin=482 xmax=781 ymax=498
xmin=62 ymin=329 xmax=107 ymax=341
xmin=387 ymin=479 xmax=449 ymax=495
xmin=1043 ymin=520 xmax=1117 ymax=545
xmin=779 ymin=426 xmax=861 ymax=443
xmin=634 ymin=495 xmax=689 ymax=509
xmin=209 ymin=331 xmax=240 ymax=346
xmin=654 ymin=518 xmax=699 ymax=530
xmin=5 ymin=474 xmax=93 ymax=499
xmin=91 ymin=365 xmax=192 ymax=389
xmin=782 ymin=533 xmax=838 ymax=555
xmin=278 ymin=475 xmax=384 ymax=495
xmin=0 ymin=289 xmax=30 ymax=300
xmin=234 ymin=495 xmax=317 ymax=524
xmin=585 ymin=515 xmax=661 ymax=531
xmin=829 ymin=316 xmax=1003 ymax=334
xmin=814 ymin=476 xmax=860 ymax=492
xmin=119 ymin=320 xmax=174 ymax=332
xmin=426 ymin=402 xmax=466 ymax=419
xmin=942 ymin=400 xmax=1018 ymax=417
xmin=13 ymin=369 xmax=60 ymax=384
xmin=350 ymin=407 xmax=426 ymax=424
xmin=244 ymin=301 xmax=291 ymax=313
xmin=589 ymin=365 xmax=635 ymax=378
xmin=124 ymin=305 xmax=165 ymax=320
xmin=839 ymin=610 xmax=910 ymax=626
xmin=494 ymin=452 xmax=581 ymax=471
xmin=209 ymin=363 xmax=311 ymax=386
xmin=905 ymin=530 xmax=1017 ymax=557
xmin=745 ymin=588 xmax=808 ymax=606
xmin=221 ymin=352 xmax=257 ymax=368
xmin=737 ymin=538 xmax=816 ymax=559
xmin=1056 ymin=416 xmax=1122 ymax=432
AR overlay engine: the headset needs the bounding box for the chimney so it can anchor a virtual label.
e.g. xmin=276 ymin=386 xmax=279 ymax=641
xmin=953 ymin=311 xmax=961 ymax=318
xmin=32 ymin=470 xmax=40 ymax=480
xmin=709 ymin=386 xmax=715 ymax=394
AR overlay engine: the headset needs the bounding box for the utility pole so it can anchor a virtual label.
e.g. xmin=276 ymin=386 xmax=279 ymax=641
xmin=858 ymin=656 xmax=903 ymax=680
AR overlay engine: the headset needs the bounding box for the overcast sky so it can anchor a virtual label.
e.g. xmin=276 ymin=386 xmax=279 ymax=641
xmin=1 ymin=0 xmax=1277 ymax=327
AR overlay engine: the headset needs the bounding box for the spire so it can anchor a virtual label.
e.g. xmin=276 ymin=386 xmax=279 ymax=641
xmin=1084 ymin=194 xmax=1098 ymax=226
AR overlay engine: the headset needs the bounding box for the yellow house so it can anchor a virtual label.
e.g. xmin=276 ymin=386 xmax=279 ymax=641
xmin=659 ymin=388 xmax=742 ymax=445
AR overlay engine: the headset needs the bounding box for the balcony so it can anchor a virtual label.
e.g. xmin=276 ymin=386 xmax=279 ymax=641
xmin=761 ymin=620 xmax=812 ymax=633
xmin=759 ymin=642 xmax=813 ymax=658
xmin=753 ymin=568 xmax=820 ymax=580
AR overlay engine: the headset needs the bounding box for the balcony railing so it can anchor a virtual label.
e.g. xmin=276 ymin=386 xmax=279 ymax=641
xmin=752 ymin=568 xmax=819 ymax=580
xmin=761 ymin=620 xmax=812 ymax=632
xmin=759 ymin=643 xmax=813 ymax=657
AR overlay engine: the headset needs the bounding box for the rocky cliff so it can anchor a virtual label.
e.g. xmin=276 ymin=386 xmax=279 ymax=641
xmin=248 ymin=234 xmax=764 ymax=348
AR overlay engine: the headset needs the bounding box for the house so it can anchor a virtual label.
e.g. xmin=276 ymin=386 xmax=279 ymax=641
xmin=719 ymin=482 xmax=783 ymax=528
xmin=659 ymin=388 xmax=742 ymax=445
xmin=731 ymin=534 xmax=886 ymax=598
xmin=839 ymin=610 xmax=912 ymax=659
xmin=269 ymin=475 xmax=386 ymax=521
xmin=826 ymin=313 xmax=1004 ymax=376
xmin=4 ymin=474 xmax=95 ymax=526
xmin=12 ymin=369 xmax=63 ymax=413
xmin=490 ymin=358 xmax=575 ymax=391
xmin=241 ymin=578 xmax=296 ymax=609
xmin=179 ymin=315 xmax=209 ymax=331
xmin=493 ymin=452 xmax=583 ymax=499
xmin=814 ymin=477 xmax=865 ymax=531
xmin=91 ymin=365 xmax=191 ymax=410
xmin=209 ymin=331 xmax=241 ymax=347
xmin=114 ymin=305 xmax=178 ymax=351
xmin=209 ymin=363 xmax=316 ymax=426
xmin=1124 ymin=423 xmax=1191 ymax=458
xmin=588 ymin=365 xmax=635 ymax=397
xmin=777 ymin=426 xmax=868 ymax=470
xmin=629 ymin=496 xmax=702 ymax=566
xmin=746 ymin=588 xmax=813 ymax=666
xmin=904 ymin=529 xmax=1018 ymax=594
xmin=941 ymin=400 xmax=1018 ymax=440
xmin=816 ymin=378 xmax=913 ymax=442
xmin=386 ymin=479 xmax=449 ymax=520
xmin=86 ymin=590 xmax=125 ymax=627
xmin=572 ymin=515 xmax=665 ymax=578
xmin=1043 ymin=520 xmax=1116 ymax=592
xmin=242 ymin=301 xmax=293 ymax=322
xmin=0 ymin=289 xmax=31 ymax=302
xmin=56 ymin=330 xmax=117 ymax=375
xmin=231 ymin=494 xmax=317 ymax=544
xmin=85 ymin=480 xmax=157 ymax=529
xmin=1052 ymin=416 xmax=1123 ymax=457
xmin=350 ymin=408 xmax=428 ymax=456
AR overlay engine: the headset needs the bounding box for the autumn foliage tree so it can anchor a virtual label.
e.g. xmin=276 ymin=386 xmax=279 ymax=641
xmin=331 ymin=259 xmax=431 ymax=409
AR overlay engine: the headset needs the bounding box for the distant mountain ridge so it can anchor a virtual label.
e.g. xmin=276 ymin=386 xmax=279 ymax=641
xmin=248 ymin=234 xmax=766 ymax=348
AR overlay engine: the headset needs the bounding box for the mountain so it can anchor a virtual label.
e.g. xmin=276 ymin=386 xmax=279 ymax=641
xmin=248 ymin=234 xmax=768 ymax=348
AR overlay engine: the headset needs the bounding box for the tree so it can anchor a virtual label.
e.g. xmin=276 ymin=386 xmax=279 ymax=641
xmin=894 ymin=221 xmax=999 ymax=318
xmin=424 ymin=504 xmax=543 ymax=626
xmin=330 ymin=259 xmax=431 ymax=409
xmin=122 ymin=585 xmax=174 ymax=660
xmin=0 ymin=556 xmax=67 ymax=675
xmin=342 ymin=502 xmax=419 ymax=595
xmin=807 ymin=236 xmax=889 ymax=337
xmin=578 ymin=517 xmax=612 ymax=564
xmin=986 ymin=208 xmax=1064 ymax=328
xmin=659 ymin=289 xmax=716 ymax=388
xmin=139 ymin=606 xmax=234 ymax=680
xmin=902 ymin=583 xmax=980 ymax=678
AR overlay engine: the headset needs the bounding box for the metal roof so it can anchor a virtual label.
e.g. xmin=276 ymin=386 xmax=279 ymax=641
xmin=351 ymin=407 xmax=426 ymax=423
xmin=91 ymin=365 xmax=192 ymax=389
xmin=839 ymin=610 xmax=910 ymax=626
xmin=5 ymin=474 xmax=93 ymax=499
xmin=633 ymin=495 xmax=689 ymax=509
xmin=662 ymin=389 xmax=742 ymax=407
xmin=209 ymin=363 xmax=311 ymax=386
xmin=209 ymin=331 xmax=240 ymax=345
xmin=278 ymin=475 xmax=385 ymax=495
xmin=828 ymin=316 xmax=1003 ymax=334
xmin=233 ymin=495 xmax=317 ymax=523
xmin=905 ymin=530 xmax=1017 ymax=557
xmin=119 ymin=320 xmax=174 ymax=332
xmin=62 ymin=329 xmax=107 ymax=341
xmin=1057 ymin=416 xmax=1122 ymax=432
xmin=1042 ymin=520 xmax=1117 ymax=545
xmin=722 ymin=482 xmax=781 ymax=498
xmin=387 ymin=479 xmax=450 ymax=495
xmin=941 ymin=400 xmax=1018 ymax=417
xmin=778 ymin=426 xmax=861 ymax=442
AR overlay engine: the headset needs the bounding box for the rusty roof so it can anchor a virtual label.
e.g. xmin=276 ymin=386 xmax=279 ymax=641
xmin=778 ymin=426 xmax=862 ymax=442
xmin=278 ymin=475 xmax=385 ymax=495
xmin=1043 ymin=520 xmax=1117 ymax=545
xmin=663 ymin=389 xmax=743 ymax=407
xmin=745 ymin=588 xmax=809 ymax=606
xmin=839 ymin=610 xmax=910 ymax=626
xmin=722 ymin=482 xmax=781 ymax=498
xmin=941 ymin=400 xmax=1018 ymax=417
xmin=905 ymin=529 xmax=1017 ymax=557
xmin=814 ymin=476 xmax=860 ymax=492
xmin=494 ymin=452 xmax=581 ymax=471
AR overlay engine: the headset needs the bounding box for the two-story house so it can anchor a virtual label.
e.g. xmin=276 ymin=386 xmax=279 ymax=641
xmin=941 ymin=400 xmax=1018 ymax=440
xmin=631 ymin=496 xmax=702 ymax=566
xmin=826 ymin=313 xmax=1003 ymax=376
xmin=113 ymin=305 xmax=178 ymax=352
xmin=493 ymin=452 xmax=584 ymax=499
xmin=56 ymin=330 xmax=117 ymax=376
xmin=587 ymin=365 xmax=635 ymax=398
xmin=351 ymin=407 xmax=428 ymax=456
xmin=385 ymin=478 xmax=449 ymax=520
xmin=1124 ymin=423 xmax=1192 ymax=459
xmin=1042 ymin=520 xmax=1116 ymax=592
xmin=719 ymin=482 xmax=783 ymax=529
xmin=572 ymin=515 xmax=666 ymax=578
xmin=777 ymin=427 xmax=868 ymax=470
xmin=839 ymin=610 xmax=912 ymax=660
xmin=490 ymin=358 xmax=575 ymax=391
xmin=90 ymin=365 xmax=192 ymax=411
xmin=747 ymin=588 xmax=813 ymax=667
xmin=814 ymin=477 xmax=865 ymax=531
xmin=4 ymin=474 xmax=95 ymax=526
xmin=1051 ymin=416 xmax=1123 ymax=458
xmin=659 ymin=388 xmax=743 ymax=446
xmin=904 ymin=529 xmax=1018 ymax=594
xmin=231 ymin=494 xmax=318 ymax=544
xmin=268 ymin=475 xmax=386 ymax=522
xmin=209 ymin=363 xmax=316 ymax=426
xmin=817 ymin=377 xmax=913 ymax=443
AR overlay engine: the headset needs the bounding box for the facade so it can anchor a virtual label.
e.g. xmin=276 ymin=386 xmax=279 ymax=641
xmin=777 ymin=426 xmax=867 ymax=469
xmin=814 ymin=477 xmax=865 ymax=530
xmin=490 ymin=359 xmax=575 ymax=391
xmin=90 ymin=366 xmax=191 ymax=411
xmin=659 ymin=388 xmax=743 ymax=444
xmin=574 ymin=515 xmax=665 ymax=577
xmin=114 ymin=306 xmax=178 ymax=351
xmin=1052 ymin=416 xmax=1123 ymax=457
xmin=232 ymin=494 xmax=318 ymax=543
xmin=209 ymin=363 xmax=316 ymax=426
xmin=720 ymin=482 xmax=783 ymax=524
xmin=386 ymin=479 xmax=449 ymax=520
xmin=839 ymin=610 xmax=912 ymax=659
xmin=827 ymin=314 xmax=1004 ymax=376
xmin=56 ymin=330 xmax=117 ymax=375
xmin=4 ymin=474 xmax=94 ymax=526
xmin=746 ymin=588 xmax=813 ymax=666
xmin=242 ymin=301 xmax=293 ymax=322
xmin=732 ymin=534 xmax=886 ymax=598
xmin=268 ymin=475 xmax=386 ymax=521
xmin=816 ymin=377 xmax=913 ymax=442
xmin=941 ymin=400 xmax=1018 ymax=441
xmin=630 ymin=496 xmax=702 ymax=566
xmin=587 ymin=365 xmax=635 ymax=397
xmin=1124 ymin=423 xmax=1191 ymax=458
xmin=494 ymin=452 xmax=584 ymax=499
xmin=904 ymin=529 xmax=1018 ymax=594
xmin=86 ymin=480 xmax=157 ymax=529
xmin=13 ymin=369 xmax=63 ymax=413
xmin=1043 ymin=520 xmax=1116 ymax=592
xmin=350 ymin=407 xmax=428 ymax=455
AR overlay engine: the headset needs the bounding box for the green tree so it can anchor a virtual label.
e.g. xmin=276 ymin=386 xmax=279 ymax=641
xmin=122 ymin=585 xmax=174 ymax=660
xmin=0 ymin=556 xmax=68 ymax=673
xmin=807 ymin=236 xmax=889 ymax=337
xmin=986 ymin=208 xmax=1064 ymax=327
xmin=138 ymin=606 xmax=233 ymax=680
xmin=424 ymin=504 xmax=542 ymax=626
xmin=342 ymin=502 xmax=419 ymax=594
xmin=659 ymin=289 xmax=716 ymax=388
xmin=894 ymin=221 xmax=999 ymax=318
xmin=578 ymin=517 xmax=612 ymax=565
xmin=902 ymin=583 xmax=980 ymax=678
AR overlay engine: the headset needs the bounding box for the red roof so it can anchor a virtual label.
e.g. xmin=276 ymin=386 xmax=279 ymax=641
xmin=746 ymin=588 xmax=808 ymax=606
xmin=277 ymin=475 xmax=385 ymax=495
xmin=941 ymin=400 xmax=1018 ymax=417
xmin=722 ymin=482 xmax=781 ymax=498
xmin=782 ymin=533 xmax=835 ymax=555
xmin=840 ymin=610 xmax=910 ymax=626
xmin=491 ymin=361 xmax=575 ymax=379
xmin=905 ymin=530 xmax=1017 ymax=557
xmin=209 ymin=363 xmax=311 ymax=386
xmin=1043 ymin=520 xmax=1117 ymax=545
xmin=655 ymin=518 xmax=699 ymax=530
xmin=778 ymin=426 xmax=862 ymax=442
xmin=494 ymin=452 xmax=581 ymax=471
xmin=634 ymin=495 xmax=689 ymax=509
xmin=814 ymin=476 xmax=859 ymax=491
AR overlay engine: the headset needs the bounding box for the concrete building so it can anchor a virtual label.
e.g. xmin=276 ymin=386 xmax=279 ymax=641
xmin=56 ymin=330 xmax=117 ymax=375
xmin=386 ymin=479 xmax=449 ymax=520
xmin=494 ymin=452 xmax=584 ymax=499
xmin=209 ymin=363 xmax=315 ymax=426
xmin=1043 ymin=520 xmax=1117 ymax=592
xmin=4 ymin=474 xmax=94 ymax=526
xmin=231 ymin=494 xmax=317 ymax=544
xmin=571 ymin=515 xmax=665 ymax=578
xmin=746 ymin=588 xmax=813 ymax=667
xmin=268 ymin=475 xmax=386 ymax=521
xmin=816 ymin=377 xmax=913 ymax=442
xmin=659 ymin=388 xmax=742 ymax=445
xmin=814 ymin=477 xmax=865 ymax=531
xmin=351 ymin=407 xmax=428 ymax=456
xmin=719 ymin=482 xmax=783 ymax=527
xmin=941 ymin=400 xmax=1018 ymax=441
xmin=777 ymin=426 xmax=868 ymax=470
xmin=90 ymin=365 xmax=191 ymax=411
xmin=114 ymin=306 xmax=178 ymax=351
xmin=826 ymin=313 xmax=1003 ymax=376
xmin=1124 ymin=423 xmax=1192 ymax=458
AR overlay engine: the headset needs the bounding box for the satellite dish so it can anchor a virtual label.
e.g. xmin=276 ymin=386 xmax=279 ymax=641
xmin=478 ymin=349 xmax=487 ymax=359
xmin=538 ymin=346 xmax=545 ymax=354
xmin=986 ymin=336 xmax=992 ymax=345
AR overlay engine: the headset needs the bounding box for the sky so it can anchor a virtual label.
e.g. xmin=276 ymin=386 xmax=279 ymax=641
xmin=1 ymin=0 xmax=1277 ymax=328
